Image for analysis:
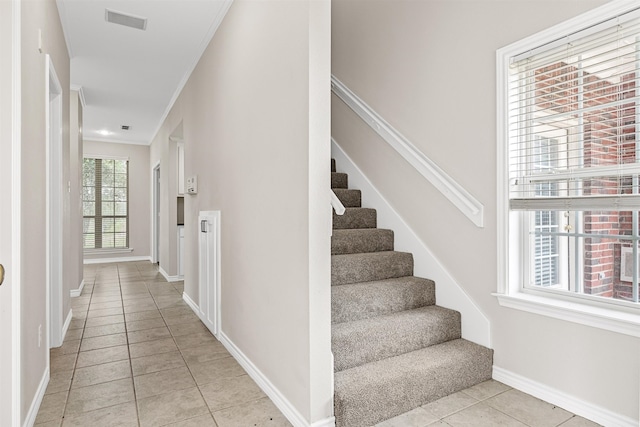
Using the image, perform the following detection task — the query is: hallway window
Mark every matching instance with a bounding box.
[83,157,129,249]
[498,2,640,318]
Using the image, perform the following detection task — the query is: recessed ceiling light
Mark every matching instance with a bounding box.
[97,129,112,136]
[105,9,148,31]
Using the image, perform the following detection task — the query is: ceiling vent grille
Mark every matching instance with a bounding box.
[105,9,147,31]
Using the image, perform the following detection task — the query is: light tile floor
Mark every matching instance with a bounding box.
[34,261,602,427]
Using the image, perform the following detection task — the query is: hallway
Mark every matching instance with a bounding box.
[34,262,291,426]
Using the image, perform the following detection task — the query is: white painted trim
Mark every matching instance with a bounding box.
[331,76,484,228]
[61,309,72,344]
[84,248,133,256]
[151,161,160,264]
[149,0,234,145]
[159,266,183,282]
[46,54,64,349]
[494,293,640,338]
[332,139,491,347]
[310,417,336,427]
[70,85,86,108]
[495,0,640,337]
[219,331,335,427]
[22,367,49,427]
[83,255,151,265]
[182,291,199,313]
[84,137,149,146]
[493,366,638,427]
[11,2,21,424]
[70,279,85,298]
[198,211,221,337]
[82,154,130,161]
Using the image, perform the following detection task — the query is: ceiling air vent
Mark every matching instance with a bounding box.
[105,9,147,31]
[121,125,130,130]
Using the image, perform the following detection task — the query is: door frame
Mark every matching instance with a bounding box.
[46,55,64,349]
[0,1,22,425]
[152,162,161,264]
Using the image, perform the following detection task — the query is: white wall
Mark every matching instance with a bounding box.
[83,140,151,262]
[20,0,70,421]
[149,0,333,423]
[332,0,639,423]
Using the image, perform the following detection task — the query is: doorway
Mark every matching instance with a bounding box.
[46,55,64,349]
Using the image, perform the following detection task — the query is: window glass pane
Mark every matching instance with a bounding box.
[102,202,114,216]
[115,174,127,188]
[102,218,114,233]
[102,159,114,174]
[83,202,95,216]
[114,233,127,248]
[83,186,95,201]
[102,233,115,248]
[83,234,95,249]
[115,187,127,202]
[115,202,127,216]
[102,187,114,201]
[102,171,114,187]
[83,218,94,234]
[114,218,127,233]
[114,160,127,174]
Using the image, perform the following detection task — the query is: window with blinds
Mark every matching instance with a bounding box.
[83,157,129,250]
[503,6,640,305]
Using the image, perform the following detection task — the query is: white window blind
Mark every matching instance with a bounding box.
[83,157,129,249]
[509,11,640,211]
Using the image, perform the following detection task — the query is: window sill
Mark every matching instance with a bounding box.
[84,248,133,256]
[493,292,640,338]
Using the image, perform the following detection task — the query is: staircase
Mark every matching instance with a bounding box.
[330,159,493,427]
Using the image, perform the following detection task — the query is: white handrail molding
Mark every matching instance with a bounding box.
[331,75,484,228]
[331,189,346,215]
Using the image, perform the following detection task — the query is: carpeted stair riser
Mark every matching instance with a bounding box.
[331,172,348,189]
[332,251,413,286]
[332,306,461,372]
[332,229,394,255]
[332,188,362,208]
[334,339,493,427]
[331,277,436,324]
[332,208,376,229]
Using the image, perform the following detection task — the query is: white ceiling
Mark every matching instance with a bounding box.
[57,0,229,145]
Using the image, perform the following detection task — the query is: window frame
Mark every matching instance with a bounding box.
[82,155,130,253]
[496,0,640,337]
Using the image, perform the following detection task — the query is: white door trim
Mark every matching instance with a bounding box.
[152,162,160,264]
[46,55,64,349]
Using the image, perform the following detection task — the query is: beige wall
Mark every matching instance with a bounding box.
[20,0,70,420]
[332,0,639,423]
[68,90,83,293]
[83,140,151,262]
[149,0,332,422]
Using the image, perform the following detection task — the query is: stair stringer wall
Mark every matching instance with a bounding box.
[332,138,491,347]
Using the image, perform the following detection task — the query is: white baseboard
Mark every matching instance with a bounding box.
[218,332,335,427]
[331,139,491,347]
[23,367,49,427]
[493,366,638,427]
[70,279,85,298]
[61,309,72,344]
[160,266,183,282]
[182,292,199,314]
[83,255,151,265]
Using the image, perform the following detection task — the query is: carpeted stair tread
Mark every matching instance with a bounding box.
[331,172,348,189]
[333,208,376,229]
[332,306,461,372]
[331,276,435,324]
[334,339,494,427]
[331,188,361,208]
[332,229,394,255]
[332,251,413,286]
